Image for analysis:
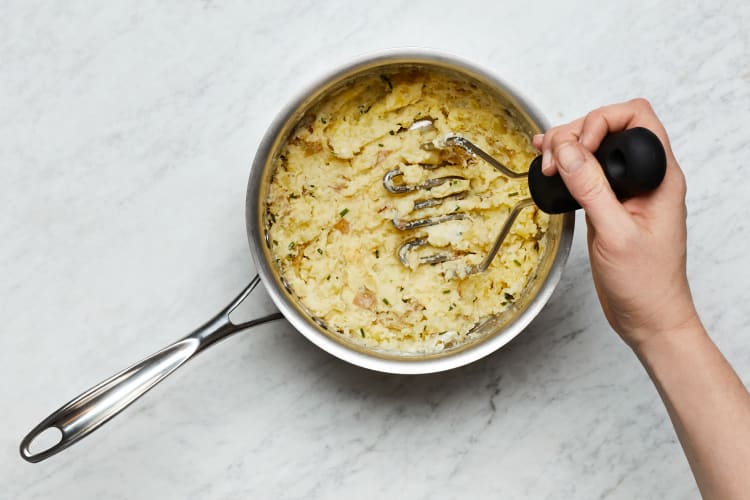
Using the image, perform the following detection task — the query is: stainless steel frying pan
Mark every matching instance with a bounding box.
[20,49,574,463]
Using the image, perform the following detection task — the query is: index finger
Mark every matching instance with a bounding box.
[579,98,672,153]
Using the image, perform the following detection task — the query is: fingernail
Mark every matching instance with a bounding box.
[542,149,552,172]
[533,134,544,146]
[557,143,585,173]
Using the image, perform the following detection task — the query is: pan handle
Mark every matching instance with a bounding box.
[19,274,283,463]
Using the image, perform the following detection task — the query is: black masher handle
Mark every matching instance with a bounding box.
[527,127,667,214]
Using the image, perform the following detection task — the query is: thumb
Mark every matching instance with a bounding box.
[554,141,632,237]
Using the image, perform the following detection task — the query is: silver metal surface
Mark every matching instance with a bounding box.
[383,169,467,195]
[440,136,535,274]
[392,212,468,232]
[387,134,535,275]
[397,236,461,266]
[443,135,526,179]
[466,198,535,275]
[382,118,469,211]
[19,276,282,462]
[245,48,575,375]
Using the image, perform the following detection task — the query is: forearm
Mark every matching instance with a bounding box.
[634,319,750,499]
[538,101,750,496]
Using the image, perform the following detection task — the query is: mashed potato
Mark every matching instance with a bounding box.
[266,68,549,354]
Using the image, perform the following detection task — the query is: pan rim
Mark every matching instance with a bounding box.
[245,48,574,374]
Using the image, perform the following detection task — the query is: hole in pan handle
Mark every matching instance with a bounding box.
[19,275,283,463]
[527,127,667,214]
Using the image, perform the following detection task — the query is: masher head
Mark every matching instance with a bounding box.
[383,129,533,277]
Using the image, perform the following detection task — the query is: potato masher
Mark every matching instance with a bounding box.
[384,126,667,275]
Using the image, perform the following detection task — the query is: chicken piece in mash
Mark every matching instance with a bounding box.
[266,69,549,354]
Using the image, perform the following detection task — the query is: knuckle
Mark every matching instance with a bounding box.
[629,97,653,112]
[551,133,579,151]
[583,109,607,132]
[579,110,609,148]
[604,229,636,255]
[666,168,688,198]
[544,124,563,139]
[597,224,638,256]
[676,172,687,198]
[541,128,555,150]
[546,122,584,150]
[584,108,605,124]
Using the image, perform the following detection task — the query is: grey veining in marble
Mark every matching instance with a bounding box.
[2,1,749,499]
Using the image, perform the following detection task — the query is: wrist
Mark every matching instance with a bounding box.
[616,285,700,352]
[630,309,705,360]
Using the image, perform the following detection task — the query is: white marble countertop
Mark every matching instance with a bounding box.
[2,1,749,498]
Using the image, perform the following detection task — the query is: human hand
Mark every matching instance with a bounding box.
[533,99,700,350]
